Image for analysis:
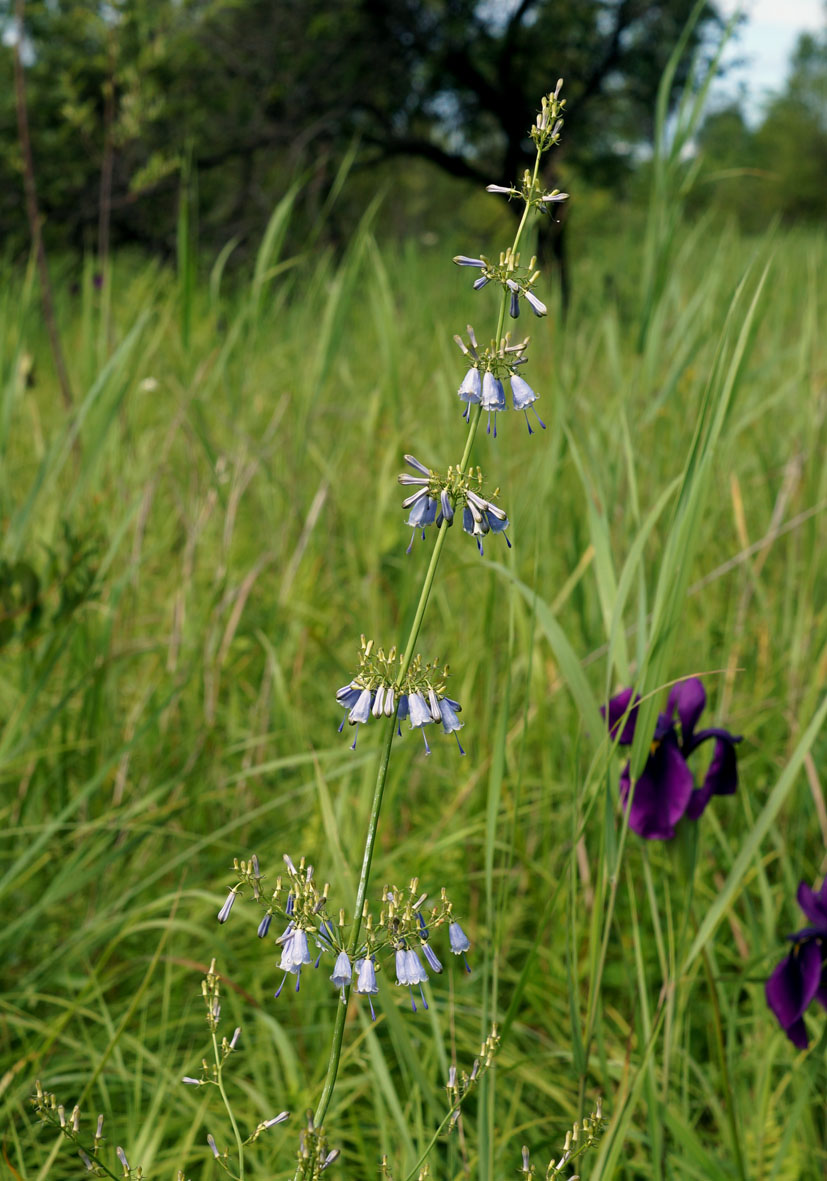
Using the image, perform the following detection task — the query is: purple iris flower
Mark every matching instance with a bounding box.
[766,879,827,1048]
[603,678,741,840]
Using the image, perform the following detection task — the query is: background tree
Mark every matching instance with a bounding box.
[691,26,827,229]
[0,0,728,259]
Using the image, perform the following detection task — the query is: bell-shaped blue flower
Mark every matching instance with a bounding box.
[524,290,547,317]
[439,697,465,755]
[217,890,237,924]
[509,374,546,434]
[449,920,470,954]
[330,950,352,1003]
[404,492,438,554]
[481,371,506,437]
[458,367,481,419]
[396,946,429,1011]
[348,688,373,726]
[408,691,434,754]
[449,920,472,973]
[436,488,455,528]
[462,491,510,556]
[354,956,379,1020]
[422,941,443,974]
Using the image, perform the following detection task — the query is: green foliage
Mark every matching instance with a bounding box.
[1,192,826,1179]
[693,28,827,228]
[0,0,728,258]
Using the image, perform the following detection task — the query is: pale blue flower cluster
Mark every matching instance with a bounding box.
[336,678,464,754]
[454,327,546,435]
[399,453,511,556]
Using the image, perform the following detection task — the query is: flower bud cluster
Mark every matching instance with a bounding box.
[381,1028,500,1179]
[453,249,547,320]
[218,856,472,1017]
[399,453,510,556]
[295,1110,340,1180]
[530,79,567,152]
[31,1084,121,1178]
[444,1026,500,1115]
[486,169,569,219]
[336,635,464,754]
[519,1097,605,1179]
[182,959,290,1160]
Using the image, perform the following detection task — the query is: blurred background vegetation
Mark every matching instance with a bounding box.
[0,0,825,265]
[2,2,827,1179]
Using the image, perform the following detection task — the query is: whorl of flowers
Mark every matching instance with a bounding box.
[399,452,510,555]
[216,855,472,1018]
[336,635,464,753]
[452,81,567,437]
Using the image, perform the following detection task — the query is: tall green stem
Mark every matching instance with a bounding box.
[310,134,546,1141]
[312,408,482,1137]
[213,1031,245,1180]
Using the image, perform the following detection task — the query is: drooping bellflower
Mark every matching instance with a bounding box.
[481,371,506,436]
[395,944,429,1011]
[510,374,546,434]
[448,920,472,973]
[275,926,311,996]
[462,489,511,556]
[330,950,352,1004]
[354,956,379,1021]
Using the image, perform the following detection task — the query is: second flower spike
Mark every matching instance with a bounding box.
[336,637,464,755]
[398,453,510,558]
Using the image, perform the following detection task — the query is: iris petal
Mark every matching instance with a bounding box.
[685,733,740,818]
[796,880,827,930]
[667,678,706,744]
[619,734,694,840]
[602,688,640,745]
[765,939,822,1045]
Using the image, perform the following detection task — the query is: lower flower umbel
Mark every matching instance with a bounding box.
[216,858,473,1022]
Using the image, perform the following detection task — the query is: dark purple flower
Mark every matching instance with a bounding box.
[797,878,827,929]
[766,879,827,1047]
[602,677,741,840]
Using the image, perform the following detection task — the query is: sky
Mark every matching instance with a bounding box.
[714,0,825,111]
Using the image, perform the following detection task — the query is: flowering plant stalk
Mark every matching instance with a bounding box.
[214,83,572,1179]
[31,84,609,1181]
[308,82,568,1154]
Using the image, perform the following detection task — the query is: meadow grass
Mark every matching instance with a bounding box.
[1,196,826,1181]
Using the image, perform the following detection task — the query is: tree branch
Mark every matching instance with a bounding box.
[13,0,74,415]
